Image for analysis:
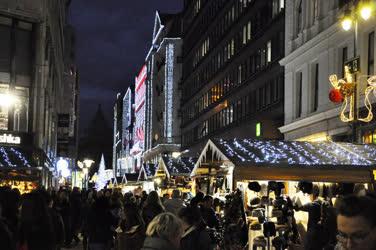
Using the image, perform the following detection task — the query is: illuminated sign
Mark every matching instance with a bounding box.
[0,133,21,144]
[133,65,147,153]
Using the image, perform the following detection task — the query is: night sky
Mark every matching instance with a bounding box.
[69,0,183,135]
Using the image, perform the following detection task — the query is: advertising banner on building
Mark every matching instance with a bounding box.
[132,64,147,155]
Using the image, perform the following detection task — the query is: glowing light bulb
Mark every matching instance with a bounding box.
[342,18,352,31]
[360,6,372,20]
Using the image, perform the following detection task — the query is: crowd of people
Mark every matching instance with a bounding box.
[0,184,375,250]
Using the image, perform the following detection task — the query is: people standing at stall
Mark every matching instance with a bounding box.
[179,206,213,250]
[164,189,185,215]
[117,203,145,250]
[200,195,219,229]
[295,184,324,250]
[142,191,165,227]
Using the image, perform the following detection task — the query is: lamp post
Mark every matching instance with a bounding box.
[330,1,374,142]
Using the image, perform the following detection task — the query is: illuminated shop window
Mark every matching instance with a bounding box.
[363,130,376,144]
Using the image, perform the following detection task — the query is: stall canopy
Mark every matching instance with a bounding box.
[192,138,376,183]
[138,163,158,181]
[160,156,197,179]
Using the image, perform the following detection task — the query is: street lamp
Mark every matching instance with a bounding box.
[329,1,374,142]
[78,159,94,189]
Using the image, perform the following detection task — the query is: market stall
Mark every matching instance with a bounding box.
[0,145,54,193]
[154,156,196,196]
[109,173,154,194]
[192,138,376,250]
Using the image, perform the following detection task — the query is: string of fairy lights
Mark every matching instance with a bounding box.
[0,146,32,168]
[164,156,196,175]
[215,138,376,167]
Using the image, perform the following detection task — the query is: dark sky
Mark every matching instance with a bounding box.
[69,0,183,134]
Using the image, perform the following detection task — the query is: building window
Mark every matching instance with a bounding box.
[312,0,319,23]
[297,0,303,34]
[247,21,251,41]
[238,65,242,85]
[342,47,348,77]
[273,0,284,17]
[194,0,201,16]
[296,72,303,118]
[267,40,272,63]
[368,31,374,75]
[312,63,319,112]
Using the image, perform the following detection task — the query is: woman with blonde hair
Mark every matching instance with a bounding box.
[141,212,184,250]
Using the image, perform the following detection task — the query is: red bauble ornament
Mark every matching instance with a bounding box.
[329,88,343,103]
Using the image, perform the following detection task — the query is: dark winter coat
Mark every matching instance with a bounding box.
[200,207,219,228]
[141,237,178,250]
[116,225,145,250]
[141,204,164,227]
[180,225,212,250]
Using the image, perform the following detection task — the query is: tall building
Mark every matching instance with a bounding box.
[143,11,183,163]
[57,23,80,172]
[279,0,376,143]
[0,0,76,189]
[181,0,285,154]
[112,88,134,177]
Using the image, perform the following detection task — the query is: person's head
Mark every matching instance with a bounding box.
[141,191,148,198]
[337,195,376,250]
[178,206,202,230]
[182,192,189,201]
[163,193,170,200]
[146,212,183,248]
[146,191,163,207]
[171,189,181,199]
[196,191,205,202]
[202,195,213,208]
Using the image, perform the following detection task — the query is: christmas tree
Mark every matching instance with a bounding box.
[95,153,107,190]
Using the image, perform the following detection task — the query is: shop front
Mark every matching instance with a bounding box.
[0,132,54,193]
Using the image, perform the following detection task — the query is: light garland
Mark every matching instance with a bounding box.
[163,156,196,175]
[214,138,376,167]
[164,43,175,139]
[10,148,31,167]
[0,147,14,167]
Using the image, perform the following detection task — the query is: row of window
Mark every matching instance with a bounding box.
[186,0,284,74]
[182,33,283,124]
[184,14,284,101]
[182,74,283,146]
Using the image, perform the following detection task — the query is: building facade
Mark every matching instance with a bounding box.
[0,0,77,189]
[143,11,183,163]
[113,88,135,177]
[181,0,285,154]
[279,0,376,143]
